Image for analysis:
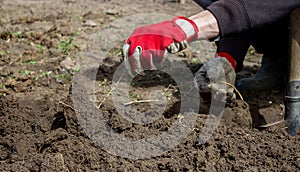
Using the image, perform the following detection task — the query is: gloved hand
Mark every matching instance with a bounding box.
[122,16,199,77]
[194,52,237,102]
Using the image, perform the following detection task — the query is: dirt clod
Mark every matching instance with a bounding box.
[0,0,299,171]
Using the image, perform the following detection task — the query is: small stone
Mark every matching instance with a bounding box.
[105,9,119,16]
[82,20,97,27]
[60,57,75,71]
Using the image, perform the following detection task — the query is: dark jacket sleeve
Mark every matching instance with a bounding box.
[206,0,300,36]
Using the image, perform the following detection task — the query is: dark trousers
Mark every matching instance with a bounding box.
[216,17,290,72]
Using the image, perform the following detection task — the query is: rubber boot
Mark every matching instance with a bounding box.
[236,55,287,92]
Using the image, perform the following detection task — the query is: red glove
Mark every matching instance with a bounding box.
[122,16,199,76]
[216,52,237,71]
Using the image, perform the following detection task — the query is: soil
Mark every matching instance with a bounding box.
[0,0,299,171]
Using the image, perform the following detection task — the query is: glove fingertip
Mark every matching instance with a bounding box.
[133,46,144,74]
[122,43,136,78]
[122,43,130,56]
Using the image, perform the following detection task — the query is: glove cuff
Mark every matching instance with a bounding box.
[173,16,199,42]
[216,52,237,70]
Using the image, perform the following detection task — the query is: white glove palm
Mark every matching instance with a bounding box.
[194,57,236,102]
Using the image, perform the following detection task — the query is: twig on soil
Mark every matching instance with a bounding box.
[259,119,285,128]
[182,83,197,97]
[219,81,244,101]
[97,89,115,109]
[58,153,70,172]
[122,99,161,106]
[97,70,125,109]
[59,101,76,111]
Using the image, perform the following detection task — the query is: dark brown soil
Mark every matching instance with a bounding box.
[0,0,299,171]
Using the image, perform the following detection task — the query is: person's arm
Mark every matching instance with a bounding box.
[188,10,219,40]
[204,0,300,36]
[190,0,300,38]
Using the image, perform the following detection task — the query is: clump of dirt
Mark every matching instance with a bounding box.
[0,0,299,171]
